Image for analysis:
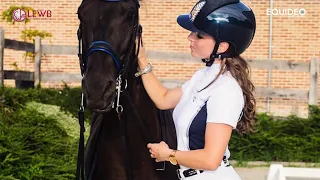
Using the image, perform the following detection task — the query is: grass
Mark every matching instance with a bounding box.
[25,101,90,141]
[231,160,320,168]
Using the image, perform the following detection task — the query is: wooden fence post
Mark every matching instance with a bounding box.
[0,28,4,87]
[34,36,41,86]
[309,58,319,106]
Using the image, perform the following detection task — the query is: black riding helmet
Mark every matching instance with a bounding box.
[177,0,256,66]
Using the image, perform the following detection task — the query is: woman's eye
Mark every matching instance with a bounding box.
[196,32,204,39]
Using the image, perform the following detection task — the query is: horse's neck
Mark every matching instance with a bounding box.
[127,71,151,107]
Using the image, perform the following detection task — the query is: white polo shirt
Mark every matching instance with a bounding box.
[172,63,244,179]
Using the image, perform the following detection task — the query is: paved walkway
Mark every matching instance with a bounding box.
[235,167,320,180]
[235,167,269,180]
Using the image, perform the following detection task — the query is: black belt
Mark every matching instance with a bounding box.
[177,169,203,179]
[176,157,230,179]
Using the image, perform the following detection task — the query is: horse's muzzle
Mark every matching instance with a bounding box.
[82,78,117,112]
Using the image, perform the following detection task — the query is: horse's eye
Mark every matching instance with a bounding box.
[126,13,135,21]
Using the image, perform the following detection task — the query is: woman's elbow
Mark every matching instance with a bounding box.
[154,100,174,110]
[204,158,221,171]
[154,103,169,110]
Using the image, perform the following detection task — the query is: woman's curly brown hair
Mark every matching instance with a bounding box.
[202,55,257,134]
[224,56,257,134]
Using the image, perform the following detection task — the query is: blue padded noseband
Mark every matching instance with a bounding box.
[86,41,121,73]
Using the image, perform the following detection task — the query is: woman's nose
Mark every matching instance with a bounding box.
[188,32,196,41]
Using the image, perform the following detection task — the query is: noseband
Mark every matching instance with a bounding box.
[86,41,122,73]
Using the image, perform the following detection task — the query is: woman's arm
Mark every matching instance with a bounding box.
[137,43,182,110]
[148,123,233,171]
[148,81,243,170]
[173,123,232,170]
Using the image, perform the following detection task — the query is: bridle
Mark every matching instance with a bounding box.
[78,0,142,115]
[75,0,152,179]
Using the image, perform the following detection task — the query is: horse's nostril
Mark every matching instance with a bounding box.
[105,81,113,92]
[81,77,116,109]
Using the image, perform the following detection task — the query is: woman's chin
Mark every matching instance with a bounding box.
[190,51,196,57]
[190,52,201,59]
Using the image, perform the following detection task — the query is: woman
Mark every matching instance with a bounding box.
[136,0,256,179]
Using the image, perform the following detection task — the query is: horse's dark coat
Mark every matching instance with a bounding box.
[77,0,179,179]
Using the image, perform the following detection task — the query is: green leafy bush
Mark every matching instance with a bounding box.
[0,86,88,118]
[0,87,90,179]
[229,111,320,163]
[0,105,76,179]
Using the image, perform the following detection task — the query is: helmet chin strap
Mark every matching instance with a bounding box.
[202,40,232,66]
[202,40,221,66]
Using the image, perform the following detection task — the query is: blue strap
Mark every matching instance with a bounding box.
[91,41,112,48]
[86,48,121,73]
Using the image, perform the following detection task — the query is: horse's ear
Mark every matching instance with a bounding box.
[77,0,92,20]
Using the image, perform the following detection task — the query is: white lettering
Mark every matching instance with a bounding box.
[267,9,271,15]
[267,8,307,16]
[279,9,285,15]
[299,9,306,15]
[272,9,279,15]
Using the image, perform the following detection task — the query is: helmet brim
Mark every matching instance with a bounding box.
[177,14,200,32]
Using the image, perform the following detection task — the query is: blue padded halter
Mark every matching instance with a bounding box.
[86,41,121,73]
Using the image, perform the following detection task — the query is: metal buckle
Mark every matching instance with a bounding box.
[176,168,203,179]
[115,75,123,113]
[176,169,182,179]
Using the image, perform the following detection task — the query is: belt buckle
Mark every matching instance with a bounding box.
[221,158,230,167]
[184,169,198,177]
[176,168,203,179]
[176,169,182,179]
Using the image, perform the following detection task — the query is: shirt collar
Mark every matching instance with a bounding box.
[205,63,221,76]
[196,63,222,91]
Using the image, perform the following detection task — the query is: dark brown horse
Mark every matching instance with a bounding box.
[76,0,178,179]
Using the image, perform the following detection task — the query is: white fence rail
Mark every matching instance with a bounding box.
[267,164,320,180]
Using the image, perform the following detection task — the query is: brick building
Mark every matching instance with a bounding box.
[0,0,319,117]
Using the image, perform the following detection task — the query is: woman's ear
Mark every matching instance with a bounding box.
[217,42,229,54]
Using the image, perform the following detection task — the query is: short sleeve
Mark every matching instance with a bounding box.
[206,81,244,129]
[182,80,190,92]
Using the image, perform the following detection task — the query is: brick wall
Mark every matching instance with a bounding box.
[0,0,319,117]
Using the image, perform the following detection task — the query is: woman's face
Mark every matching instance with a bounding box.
[188,32,215,59]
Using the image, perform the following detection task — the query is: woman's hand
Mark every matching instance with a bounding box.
[136,36,148,69]
[147,141,173,162]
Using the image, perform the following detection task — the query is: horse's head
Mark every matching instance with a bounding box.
[77,0,140,112]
